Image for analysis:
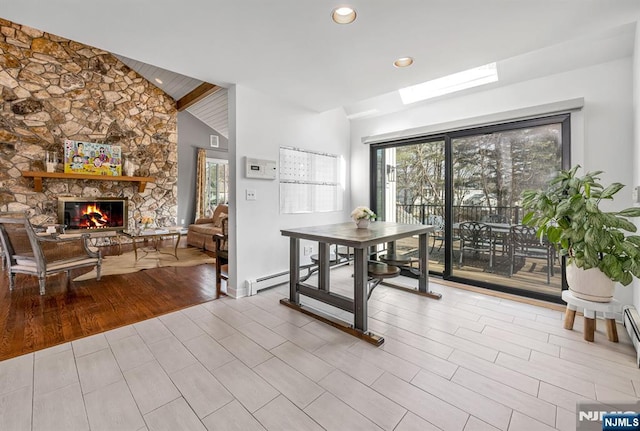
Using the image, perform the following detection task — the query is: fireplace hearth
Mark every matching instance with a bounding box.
[58,197,128,231]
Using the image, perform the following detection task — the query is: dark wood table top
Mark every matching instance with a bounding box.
[281,221,434,248]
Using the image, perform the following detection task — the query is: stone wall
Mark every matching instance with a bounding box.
[0,18,178,228]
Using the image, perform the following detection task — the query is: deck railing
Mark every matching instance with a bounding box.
[394,204,522,225]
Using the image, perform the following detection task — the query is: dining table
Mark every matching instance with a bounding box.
[280,221,438,345]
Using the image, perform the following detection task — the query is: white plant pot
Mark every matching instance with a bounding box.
[565,264,615,303]
[356,219,370,229]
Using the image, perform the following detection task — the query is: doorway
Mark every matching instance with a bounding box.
[371,114,570,302]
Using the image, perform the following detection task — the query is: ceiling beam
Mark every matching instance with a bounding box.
[176,82,220,111]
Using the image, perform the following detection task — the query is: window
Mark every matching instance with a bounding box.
[205,158,228,214]
[279,146,343,213]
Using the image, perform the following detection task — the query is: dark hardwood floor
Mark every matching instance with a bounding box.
[0,242,218,361]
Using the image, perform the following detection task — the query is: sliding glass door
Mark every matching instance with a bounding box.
[371,115,570,301]
[373,139,446,274]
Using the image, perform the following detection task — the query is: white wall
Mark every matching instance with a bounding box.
[634,21,640,312]
[351,57,636,305]
[228,85,351,297]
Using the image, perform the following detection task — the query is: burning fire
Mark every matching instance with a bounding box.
[82,204,109,228]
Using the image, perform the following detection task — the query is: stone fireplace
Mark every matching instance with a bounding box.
[58,197,128,231]
[0,18,177,228]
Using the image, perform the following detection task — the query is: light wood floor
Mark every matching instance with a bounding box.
[0,265,638,431]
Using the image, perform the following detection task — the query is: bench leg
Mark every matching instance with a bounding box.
[583,309,596,342]
[563,305,577,330]
[604,311,619,342]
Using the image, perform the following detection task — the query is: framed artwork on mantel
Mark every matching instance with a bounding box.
[63,140,122,176]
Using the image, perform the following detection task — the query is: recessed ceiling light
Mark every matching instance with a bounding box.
[332,6,357,24]
[393,57,414,68]
[399,62,499,104]
[154,78,163,84]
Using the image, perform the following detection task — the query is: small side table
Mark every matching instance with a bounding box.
[118,230,181,261]
[562,290,621,342]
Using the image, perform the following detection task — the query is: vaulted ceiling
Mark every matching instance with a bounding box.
[116,55,229,139]
[3,1,640,128]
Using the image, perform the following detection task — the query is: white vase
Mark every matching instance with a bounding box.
[124,160,135,177]
[565,264,615,302]
[356,219,370,229]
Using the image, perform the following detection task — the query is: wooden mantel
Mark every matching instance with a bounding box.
[21,171,155,193]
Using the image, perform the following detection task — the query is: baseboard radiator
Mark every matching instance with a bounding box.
[245,270,290,296]
[623,305,640,368]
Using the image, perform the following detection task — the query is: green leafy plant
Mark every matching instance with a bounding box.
[521,165,640,285]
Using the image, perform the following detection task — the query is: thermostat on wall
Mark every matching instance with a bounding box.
[245,157,277,180]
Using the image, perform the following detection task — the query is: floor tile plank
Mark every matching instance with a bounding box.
[212,360,279,413]
[304,392,383,431]
[143,397,207,431]
[254,357,324,409]
[371,372,469,431]
[318,369,406,431]
[451,367,556,427]
[254,395,324,431]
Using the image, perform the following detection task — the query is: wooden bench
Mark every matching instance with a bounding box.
[562,290,620,342]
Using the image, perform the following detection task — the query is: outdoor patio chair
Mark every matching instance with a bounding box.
[0,212,102,295]
[458,221,494,270]
[509,224,554,284]
[425,214,445,252]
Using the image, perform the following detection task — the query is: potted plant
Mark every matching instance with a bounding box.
[521,165,640,302]
[351,206,376,229]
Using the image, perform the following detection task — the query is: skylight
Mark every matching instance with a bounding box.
[399,63,498,105]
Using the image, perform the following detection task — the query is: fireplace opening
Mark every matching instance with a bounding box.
[58,197,128,231]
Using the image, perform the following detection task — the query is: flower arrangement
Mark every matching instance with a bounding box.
[140,215,153,229]
[351,206,376,222]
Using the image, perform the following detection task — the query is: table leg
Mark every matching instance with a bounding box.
[418,233,441,299]
[418,233,428,293]
[318,242,330,292]
[353,247,368,332]
[173,233,180,259]
[132,237,138,261]
[386,241,396,256]
[289,237,300,304]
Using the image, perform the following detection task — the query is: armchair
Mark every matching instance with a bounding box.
[0,213,102,295]
[187,204,228,253]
